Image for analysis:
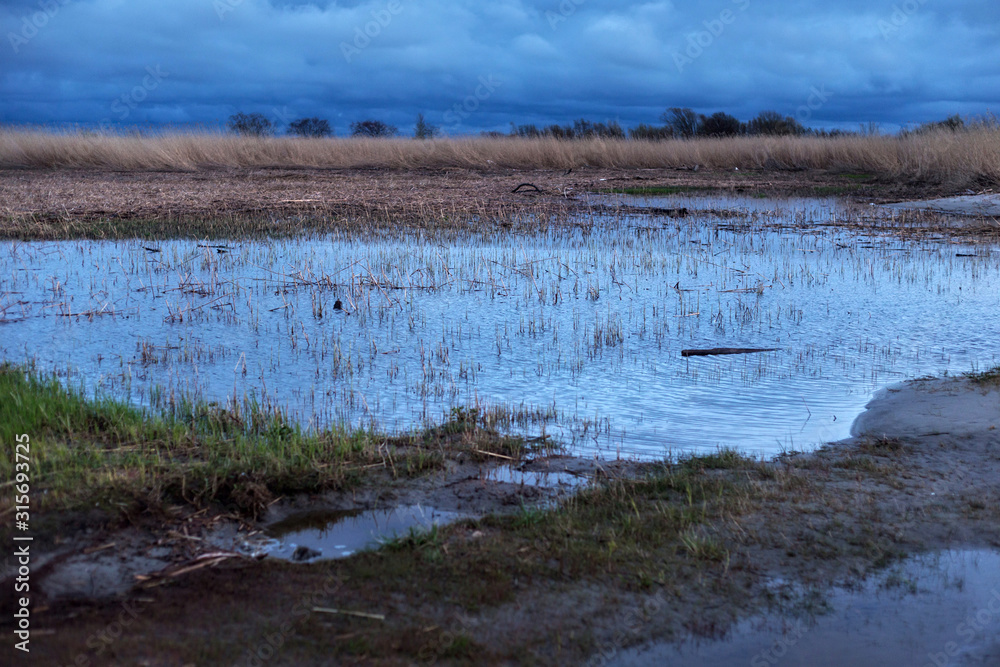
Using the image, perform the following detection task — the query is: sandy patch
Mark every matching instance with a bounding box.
[852,376,1000,439]
[884,193,1000,218]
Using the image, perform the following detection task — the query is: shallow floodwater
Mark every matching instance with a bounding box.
[609,549,1000,667]
[2,198,998,458]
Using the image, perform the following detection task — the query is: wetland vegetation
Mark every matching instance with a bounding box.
[2,125,1000,188]
[1,142,999,664]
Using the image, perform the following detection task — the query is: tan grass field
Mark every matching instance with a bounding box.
[2,127,999,187]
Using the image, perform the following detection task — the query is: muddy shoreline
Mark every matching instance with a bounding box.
[3,372,998,665]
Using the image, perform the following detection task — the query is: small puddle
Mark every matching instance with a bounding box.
[481,465,587,489]
[243,505,472,561]
[239,466,591,562]
[609,549,1000,666]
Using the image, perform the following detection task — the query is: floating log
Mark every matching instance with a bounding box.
[681,347,780,357]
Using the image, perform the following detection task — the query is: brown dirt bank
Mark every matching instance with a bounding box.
[1,166,990,240]
[2,375,998,666]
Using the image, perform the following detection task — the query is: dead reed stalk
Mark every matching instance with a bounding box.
[2,128,998,187]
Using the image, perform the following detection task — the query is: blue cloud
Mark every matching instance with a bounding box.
[1,0,997,133]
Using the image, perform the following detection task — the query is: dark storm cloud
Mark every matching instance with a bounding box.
[1,0,998,133]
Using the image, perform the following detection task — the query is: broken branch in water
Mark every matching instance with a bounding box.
[681,347,780,357]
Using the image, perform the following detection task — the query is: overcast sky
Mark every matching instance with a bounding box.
[1,0,998,135]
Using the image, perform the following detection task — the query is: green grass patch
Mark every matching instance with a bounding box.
[456,460,757,588]
[678,447,754,471]
[380,525,444,562]
[0,363,551,518]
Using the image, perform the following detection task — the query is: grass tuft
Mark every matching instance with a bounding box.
[965,365,1000,386]
[0,363,550,518]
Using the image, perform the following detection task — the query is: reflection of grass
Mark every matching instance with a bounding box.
[881,570,919,594]
[0,363,553,517]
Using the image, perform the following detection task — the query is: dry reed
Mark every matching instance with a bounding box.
[2,127,999,187]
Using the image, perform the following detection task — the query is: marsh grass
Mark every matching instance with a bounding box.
[0,363,548,517]
[678,446,751,471]
[467,454,765,586]
[965,365,1000,386]
[3,127,1000,187]
[0,194,559,241]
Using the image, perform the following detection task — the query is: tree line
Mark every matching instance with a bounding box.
[226,112,423,138]
[226,109,990,140]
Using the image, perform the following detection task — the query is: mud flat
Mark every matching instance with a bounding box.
[1,166,991,240]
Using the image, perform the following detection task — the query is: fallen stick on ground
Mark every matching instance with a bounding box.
[313,607,386,621]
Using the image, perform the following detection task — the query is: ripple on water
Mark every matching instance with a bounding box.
[2,197,998,458]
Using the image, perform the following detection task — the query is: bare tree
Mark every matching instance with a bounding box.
[288,117,332,137]
[350,120,398,137]
[661,107,699,138]
[227,112,274,137]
